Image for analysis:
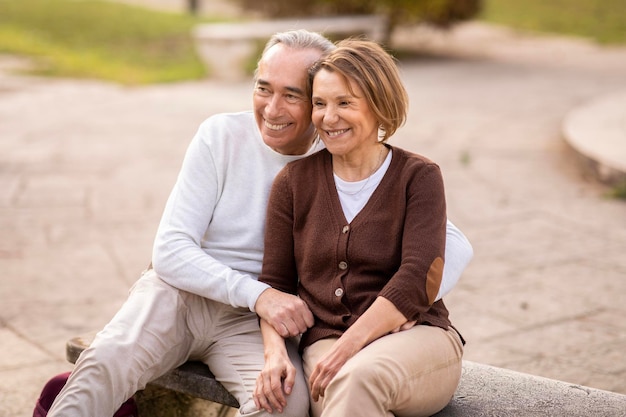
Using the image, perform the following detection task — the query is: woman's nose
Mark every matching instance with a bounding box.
[323,106,338,124]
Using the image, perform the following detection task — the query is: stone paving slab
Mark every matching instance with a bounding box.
[1,20,626,417]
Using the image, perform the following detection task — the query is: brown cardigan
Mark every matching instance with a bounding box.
[260,146,452,350]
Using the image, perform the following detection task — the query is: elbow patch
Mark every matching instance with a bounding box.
[426,257,444,304]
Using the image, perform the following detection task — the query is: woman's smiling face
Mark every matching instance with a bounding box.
[311,69,380,158]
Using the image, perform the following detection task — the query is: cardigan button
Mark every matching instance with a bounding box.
[334,288,344,297]
[338,261,348,270]
[342,225,350,234]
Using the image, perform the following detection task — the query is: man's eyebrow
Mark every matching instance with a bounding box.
[284,86,305,96]
[256,79,305,96]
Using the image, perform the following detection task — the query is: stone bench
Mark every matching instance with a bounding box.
[66,334,239,416]
[192,15,388,80]
[434,361,626,416]
[67,334,626,416]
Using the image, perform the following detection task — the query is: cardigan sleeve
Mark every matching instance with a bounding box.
[259,166,299,295]
[378,161,447,321]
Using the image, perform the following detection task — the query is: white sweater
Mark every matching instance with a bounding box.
[153,111,472,311]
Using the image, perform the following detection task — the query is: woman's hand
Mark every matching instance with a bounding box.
[309,337,360,402]
[253,350,296,413]
[254,319,296,413]
[309,296,410,402]
[391,320,417,333]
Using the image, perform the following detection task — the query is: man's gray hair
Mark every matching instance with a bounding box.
[254,29,335,79]
[262,29,335,56]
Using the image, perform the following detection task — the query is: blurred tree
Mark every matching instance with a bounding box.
[187,0,199,15]
[230,0,481,41]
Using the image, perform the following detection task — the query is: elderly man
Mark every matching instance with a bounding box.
[48,30,472,417]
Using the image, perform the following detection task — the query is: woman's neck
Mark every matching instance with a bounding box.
[332,142,388,182]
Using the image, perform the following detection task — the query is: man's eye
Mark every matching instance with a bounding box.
[285,94,299,103]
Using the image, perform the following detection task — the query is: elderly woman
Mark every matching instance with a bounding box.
[254,39,464,417]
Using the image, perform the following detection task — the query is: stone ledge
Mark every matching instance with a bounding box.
[434,361,626,416]
[67,333,626,416]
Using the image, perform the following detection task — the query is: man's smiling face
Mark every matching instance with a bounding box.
[253,43,322,156]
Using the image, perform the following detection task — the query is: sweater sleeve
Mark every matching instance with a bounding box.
[378,161,447,321]
[152,119,270,311]
[258,166,299,295]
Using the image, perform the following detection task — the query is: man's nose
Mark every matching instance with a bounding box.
[265,94,283,116]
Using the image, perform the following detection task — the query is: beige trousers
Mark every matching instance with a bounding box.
[302,325,463,417]
[48,270,309,417]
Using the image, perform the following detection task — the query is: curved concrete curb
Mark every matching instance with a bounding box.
[563,90,626,185]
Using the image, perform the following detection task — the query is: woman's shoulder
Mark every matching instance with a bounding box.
[388,145,440,171]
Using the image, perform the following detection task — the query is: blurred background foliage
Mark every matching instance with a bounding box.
[231,0,481,40]
[481,0,626,45]
[0,0,212,84]
[0,0,624,85]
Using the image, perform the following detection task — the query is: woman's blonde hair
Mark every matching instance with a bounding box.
[309,39,408,142]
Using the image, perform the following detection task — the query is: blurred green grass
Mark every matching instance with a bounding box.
[0,0,220,84]
[480,0,626,45]
[0,0,624,84]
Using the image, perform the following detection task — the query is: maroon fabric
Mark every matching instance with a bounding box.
[33,372,137,417]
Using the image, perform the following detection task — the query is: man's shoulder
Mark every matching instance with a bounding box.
[197,111,260,149]
[202,110,254,129]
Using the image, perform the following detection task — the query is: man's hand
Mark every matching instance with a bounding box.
[255,288,314,337]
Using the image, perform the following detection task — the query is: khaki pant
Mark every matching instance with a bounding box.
[48,270,309,417]
[303,325,463,417]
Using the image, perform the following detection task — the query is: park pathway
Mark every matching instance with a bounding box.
[1,9,626,416]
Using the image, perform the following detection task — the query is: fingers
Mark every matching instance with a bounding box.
[309,366,327,402]
[391,320,417,333]
[400,320,417,331]
[308,343,354,402]
[257,289,315,338]
[266,292,314,337]
[254,372,287,413]
[309,360,337,402]
[278,312,312,338]
[253,352,299,414]
[283,363,296,396]
[277,296,313,336]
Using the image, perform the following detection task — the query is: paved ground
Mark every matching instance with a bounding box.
[1,12,626,417]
